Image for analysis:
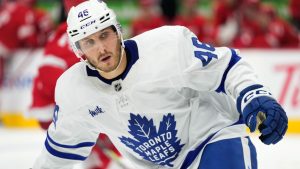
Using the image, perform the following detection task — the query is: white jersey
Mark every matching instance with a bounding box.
[33,26,261,169]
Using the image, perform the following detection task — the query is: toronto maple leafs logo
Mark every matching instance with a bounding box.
[119,113,184,167]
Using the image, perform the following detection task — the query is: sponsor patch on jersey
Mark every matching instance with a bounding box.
[88,106,105,117]
[119,113,184,167]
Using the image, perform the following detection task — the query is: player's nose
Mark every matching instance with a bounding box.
[96,40,106,54]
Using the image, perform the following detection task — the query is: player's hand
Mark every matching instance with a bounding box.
[242,96,288,145]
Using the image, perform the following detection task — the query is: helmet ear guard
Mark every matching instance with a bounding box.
[66,0,124,60]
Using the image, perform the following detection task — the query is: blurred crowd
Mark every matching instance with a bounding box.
[0,0,299,60]
[2,0,298,86]
[131,0,300,48]
[0,0,299,168]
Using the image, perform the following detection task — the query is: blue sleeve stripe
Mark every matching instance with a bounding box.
[47,132,95,149]
[236,84,263,114]
[215,49,241,94]
[45,139,88,161]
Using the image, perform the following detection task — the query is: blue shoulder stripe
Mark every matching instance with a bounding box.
[47,132,95,148]
[215,48,241,94]
[45,139,88,161]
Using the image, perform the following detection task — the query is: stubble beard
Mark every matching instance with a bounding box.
[96,44,122,73]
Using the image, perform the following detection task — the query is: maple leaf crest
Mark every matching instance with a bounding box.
[119,113,185,167]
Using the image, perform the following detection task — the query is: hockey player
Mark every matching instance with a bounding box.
[131,0,164,36]
[33,0,288,169]
[0,0,53,53]
[0,0,53,86]
[173,0,209,43]
[29,0,81,129]
[30,1,126,169]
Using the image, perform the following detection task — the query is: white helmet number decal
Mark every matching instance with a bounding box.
[78,9,89,19]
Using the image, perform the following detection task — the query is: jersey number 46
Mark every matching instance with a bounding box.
[192,37,217,67]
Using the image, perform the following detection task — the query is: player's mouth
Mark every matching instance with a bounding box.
[100,55,111,62]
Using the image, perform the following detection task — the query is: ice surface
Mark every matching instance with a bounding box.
[0,128,299,169]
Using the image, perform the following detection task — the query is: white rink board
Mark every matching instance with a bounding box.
[0,49,299,118]
[241,49,300,118]
[0,49,43,113]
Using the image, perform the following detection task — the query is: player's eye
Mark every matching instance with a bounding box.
[99,31,110,40]
[81,39,95,49]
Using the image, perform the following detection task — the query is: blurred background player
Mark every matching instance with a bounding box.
[289,0,300,32]
[260,3,299,48]
[0,0,54,87]
[159,0,178,24]
[210,0,243,46]
[130,0,164,36]
[232,0,299,48]
[173,0,209,43]
[29,0,126,168]
[29,0,80,129]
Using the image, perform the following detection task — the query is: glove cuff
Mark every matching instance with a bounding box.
[237,84,274,114]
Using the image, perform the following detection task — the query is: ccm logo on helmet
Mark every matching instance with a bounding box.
[81,20,96,29]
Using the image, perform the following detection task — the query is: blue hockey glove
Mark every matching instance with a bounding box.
[237,85,288,145]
